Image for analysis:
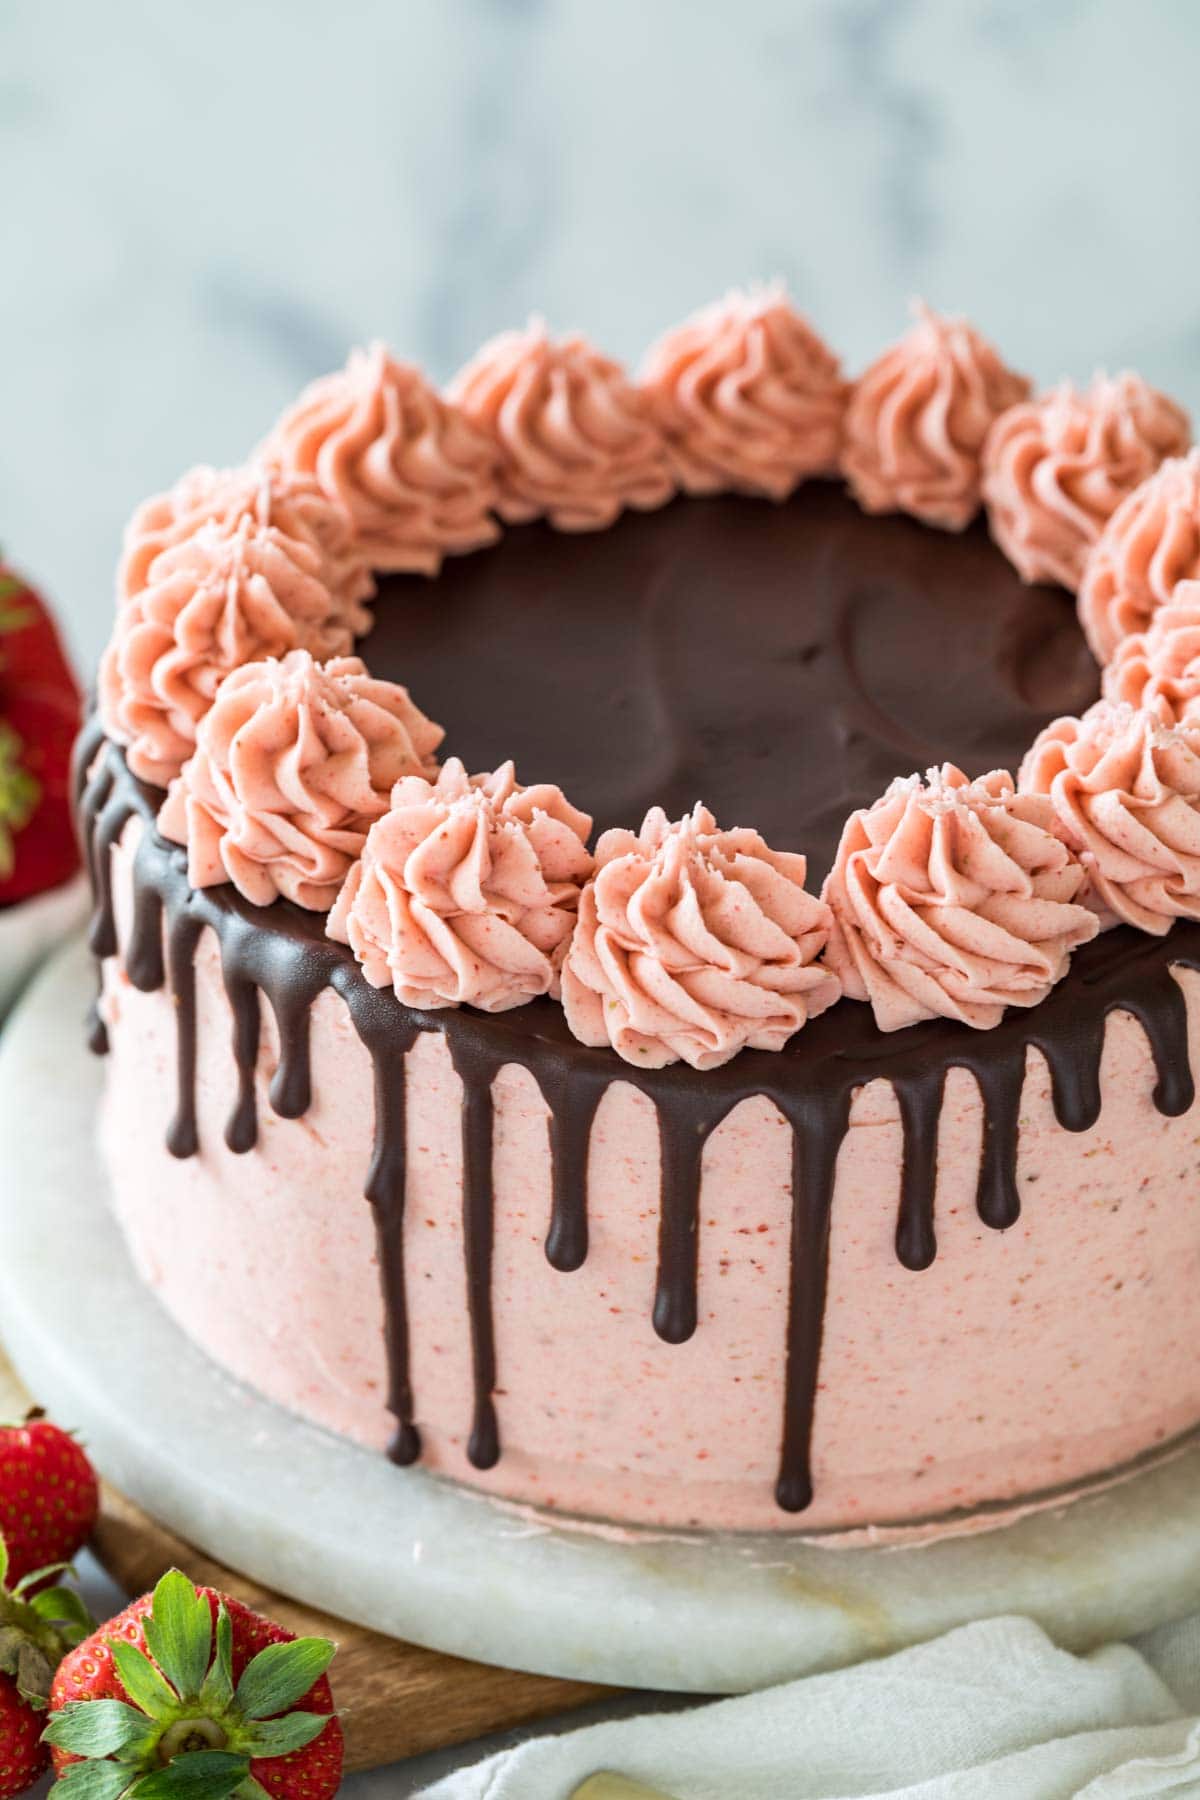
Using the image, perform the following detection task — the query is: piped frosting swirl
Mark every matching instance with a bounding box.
[638,284,846,500]
[1019,701,1200,934]
[822,764,1098,1032]
[842,302,1030,531]
[560,804,840,1070]
[1102,586,1200,724]
[118,463,374,628]
[157,650,442,912]
[328,758,594,1012]
[982,373,1191,593]
[99,519,354,788]
[448,319,673,531]
[260,343,500,576]
[1078,449,1200,663]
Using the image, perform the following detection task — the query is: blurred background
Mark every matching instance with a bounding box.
[3,0,1200,671]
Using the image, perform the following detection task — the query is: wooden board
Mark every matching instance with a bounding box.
[0,1348,616,1775]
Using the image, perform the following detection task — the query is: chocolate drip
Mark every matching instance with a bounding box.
[79,734,1200,1519]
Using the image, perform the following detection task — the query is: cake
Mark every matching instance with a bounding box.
[76,293,1200,1538]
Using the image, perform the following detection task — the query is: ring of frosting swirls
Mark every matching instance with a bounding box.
[99,518,355,789]
[821,764,1098,1032]
[560,803,840,1071]
[1078,449,1200,663]
[447,319,674,531]
[1101,585,1200,724]
[1018,700,1200,935]
[638,283,846,501]
[841,302,1030,531]
[117,463,374,630]
[158,650,443,912]
[981,374,1191,594]
[259,343,500,576]
[327,758,594,1013]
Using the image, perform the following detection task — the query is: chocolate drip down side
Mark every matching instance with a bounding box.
[78,734,1200,1522]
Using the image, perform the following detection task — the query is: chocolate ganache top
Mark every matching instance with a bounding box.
[365,480,1100,882]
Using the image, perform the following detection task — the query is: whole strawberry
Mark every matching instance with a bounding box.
[46,1568,343,1799]
[0,1534,92,1797]
[0,562,81,908]
[0,1417,99,1589]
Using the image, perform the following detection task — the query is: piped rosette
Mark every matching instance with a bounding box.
[1102,585,1200,724]
[117,462,374,628]
[259,342,500,575]
[1078,450,1200,663]
[982,373,1191,592]
[560,803,840,1070]
[328,759,594,1013]
[821,764,1098,1032]
[1019,701,1200,935]
[842,302,1030,531]
[157,650,443,912]
[99,517,358,788]
[639,283,846,500]
[448,319,673,531]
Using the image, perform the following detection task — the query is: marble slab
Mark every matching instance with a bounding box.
[4,936,1200,1694]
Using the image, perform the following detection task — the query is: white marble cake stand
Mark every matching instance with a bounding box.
[5,936,1200,1694]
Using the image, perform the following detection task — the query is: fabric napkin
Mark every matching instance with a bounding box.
[418,1612,1200,1798]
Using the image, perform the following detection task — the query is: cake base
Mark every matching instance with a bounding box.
[7,937,1200,1693]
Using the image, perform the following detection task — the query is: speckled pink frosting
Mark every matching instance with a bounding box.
[1079,450,1200,663]
[157,650,443,912]
[823,764,1098,1032]
[982,375,1191,592]
[448,320,674,532]
[117,463,375,626]
[561,803,839,1070]
[260,342,500,576]
[328,758,593,1013]
[1019,701,1200,935]
[99,519,355,789]
[1103,586,1200,724]
[639,284,846,500]
[842,302,1030,531]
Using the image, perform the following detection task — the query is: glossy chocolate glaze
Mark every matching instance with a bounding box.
[77,487,1200,1524]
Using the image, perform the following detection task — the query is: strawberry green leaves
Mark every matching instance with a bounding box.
[142,1572,214,1703]
[231,1640,334,1723]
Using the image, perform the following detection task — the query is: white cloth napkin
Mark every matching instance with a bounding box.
[418,1613,1200,1799]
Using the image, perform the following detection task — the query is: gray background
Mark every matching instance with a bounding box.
[6,1,1200,1792]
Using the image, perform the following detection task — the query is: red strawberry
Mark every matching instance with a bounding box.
[0,1417,99,1589]
[0,1535,93,1797]
[0,564,82,908]
[47,1569,343,1799]
[0,1677,45,1798]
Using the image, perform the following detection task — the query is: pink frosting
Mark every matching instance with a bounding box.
[982,374,1191,593]
[822,764,1098,1032]
[842,303,1030,531]
[1102,585,1200,724]
[1078,449,1200,663]
[327,759,594,1012]
[447,319,674,531]
[99,519,355,788]
[560,803,840,1071]
[638,284,846,500]
[117,463,374,628]
[259,343,500,576]
[157,651,443,913]
[1019,701,1200,935]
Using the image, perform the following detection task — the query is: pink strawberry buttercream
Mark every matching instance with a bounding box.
[448,319,673,531]
[1019,701,1200,935]
[842,302,1030,531]
[561,803,839,1071]
[327,758,593,1013]
[822,764,1098,1032]
[1079,450,1200,663]
[99,519,354,789]
[157,651,443,912]
[983,375,1191,593]
[260,343,499,576]
[117,463,374,627]
[638,284,846,500]
[1102,587,1200,724]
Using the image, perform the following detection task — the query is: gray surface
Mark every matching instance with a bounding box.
[4,0,1200,673]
